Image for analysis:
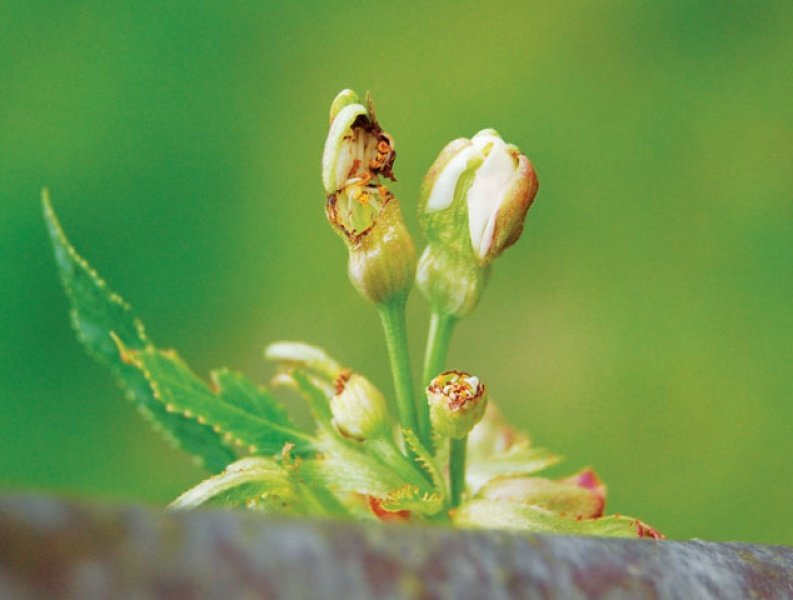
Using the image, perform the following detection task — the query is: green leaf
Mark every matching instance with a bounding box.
[476,475,604,519]
[119,343,314,457]
[264,341,343,381]
[453,500,664,538]
[301,432,443,515]
[170,457,302,512]
[273,368,334,427]
[210,368,296,428]
[43,193,236,472]
[300,432,405,498]
[466,443,561,494]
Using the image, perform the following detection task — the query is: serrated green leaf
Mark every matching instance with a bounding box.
[43,193,236,472]
[274,368,334,427]
[210,368,296,428]
[120,343,314,456]
[454,499,663,538]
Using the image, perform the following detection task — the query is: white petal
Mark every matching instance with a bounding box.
[467,135,517,258]
[425,143,481,212]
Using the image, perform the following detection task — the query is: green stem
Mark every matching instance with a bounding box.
[449,437,467,508]
[378,297,422,443]
[422,310,472,506]
[422,311,457,385]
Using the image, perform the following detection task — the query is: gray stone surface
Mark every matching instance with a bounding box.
[0,494,791,599]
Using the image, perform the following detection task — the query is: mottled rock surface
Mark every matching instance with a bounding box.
[0,495,790,599]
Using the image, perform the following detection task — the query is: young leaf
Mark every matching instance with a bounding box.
[466,443,561,494]
[476,474,605,519]
[300,432,405,498]
[43,193,236,472]
[301,432,443,516]
[272,368,334,427]
[210,368,296,428]
[264,341,343,381]
[119,343,314,457]
[453,499,664,539]
[170,457,301,512]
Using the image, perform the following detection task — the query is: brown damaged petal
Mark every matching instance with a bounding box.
[326,186,396,244]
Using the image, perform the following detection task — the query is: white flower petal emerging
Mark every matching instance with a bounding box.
[420,129,538,266]
[466,131,519,259]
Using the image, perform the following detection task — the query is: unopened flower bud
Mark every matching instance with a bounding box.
[322,89,416,305]
[419,129,538,266]
[330,371,389,441]
[426,370,488,439]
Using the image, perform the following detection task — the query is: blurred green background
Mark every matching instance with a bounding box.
[2,1,791,545]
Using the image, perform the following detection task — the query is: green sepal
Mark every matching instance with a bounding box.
[454,500,662,538]
[118,341,314,457]
[43,193,236,472]
[401,429,445,507]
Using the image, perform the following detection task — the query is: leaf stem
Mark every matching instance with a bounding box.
[378,297,425,446]
[449,437,467,508]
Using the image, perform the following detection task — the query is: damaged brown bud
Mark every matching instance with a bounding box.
[322,89,416,305]
[426,370,488,439]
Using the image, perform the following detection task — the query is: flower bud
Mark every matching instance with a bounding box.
[419,129,538,266]
[330,371,389,441]
[322,89,416,305]
[426,370,488,439]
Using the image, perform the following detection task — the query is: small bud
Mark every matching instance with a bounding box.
[330,371,389,441]
[426,370,488,439]
[419,129,538,266]
[322,89,416,305]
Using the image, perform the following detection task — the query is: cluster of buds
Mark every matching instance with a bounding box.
[417,130,539,318]
[322,90,416,306]
[426,370,489,439]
